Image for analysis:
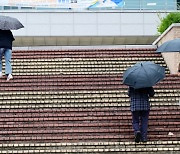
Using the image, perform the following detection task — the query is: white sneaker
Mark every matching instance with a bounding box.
[0,72,2,78]
[7,74,13,81]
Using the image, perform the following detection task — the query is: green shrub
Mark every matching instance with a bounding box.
[157,12,180,34]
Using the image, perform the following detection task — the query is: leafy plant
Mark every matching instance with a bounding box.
[157,12,180,34]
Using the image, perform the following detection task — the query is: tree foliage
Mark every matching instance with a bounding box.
[158,12,180,34]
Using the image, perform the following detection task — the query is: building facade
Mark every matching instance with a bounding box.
[0,0,178,46]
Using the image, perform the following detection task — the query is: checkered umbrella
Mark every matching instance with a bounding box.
[0,15,24,30]
[123,61,165,89]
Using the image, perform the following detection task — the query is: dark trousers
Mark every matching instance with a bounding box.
[131,110,149,140]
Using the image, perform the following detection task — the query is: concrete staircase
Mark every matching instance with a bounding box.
[0,48,179,153]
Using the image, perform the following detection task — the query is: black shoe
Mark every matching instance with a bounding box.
[141,138,147,142]
[135,131,141,143]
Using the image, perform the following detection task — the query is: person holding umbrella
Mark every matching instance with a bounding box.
[123,61,165,143]
[178,63,180,76]
[0,15,24,81]
[0,29,15,81]
[128,86,155,143]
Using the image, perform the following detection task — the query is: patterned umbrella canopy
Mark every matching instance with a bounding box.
[0,15,24,30]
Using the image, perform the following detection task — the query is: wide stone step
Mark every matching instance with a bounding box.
[0,132,179,143]
[12,50,162,59]
[11,59,166,67]
[0,128,178,144]
[1,74,178,82]
[0,89,179,95]
[0,93,179,104]
[0,141,179,153]
[0,75,179,86]
[0,107,179,119]
[13,49,157,55]
[0,83,179,92]
[0,97,179,108]
[0,91,179,100]
[12,53,162,59]
[11,62,166,69]
[0,103,179,110]
[10,65,168,72]
[11,57,165,62]
[0,113,179,122]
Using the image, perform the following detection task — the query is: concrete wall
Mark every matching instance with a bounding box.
[0,11,167,37]
[153,24,180,74]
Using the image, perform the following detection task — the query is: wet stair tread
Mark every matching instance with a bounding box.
[0,48,179,152]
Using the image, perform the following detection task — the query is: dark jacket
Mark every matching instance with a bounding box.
[0,30,15,50]
[128,87,155,111]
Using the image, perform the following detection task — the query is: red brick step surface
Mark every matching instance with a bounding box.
[0,48,179,153]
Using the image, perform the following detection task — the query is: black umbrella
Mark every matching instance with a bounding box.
[156,38,180,53]
[0,15,24,30]
[123,61,165,89]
